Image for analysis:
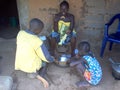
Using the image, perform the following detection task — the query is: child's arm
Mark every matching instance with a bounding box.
[40,44,54,62]
[36,43,54,63]
[70,57,89,69]
[70,60,82,67]
[70,57,83,67]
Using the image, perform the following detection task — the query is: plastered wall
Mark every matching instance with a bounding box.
[17,0,120,47]
[17,0,29,29]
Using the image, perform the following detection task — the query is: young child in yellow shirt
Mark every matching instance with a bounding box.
[15,18,54,88]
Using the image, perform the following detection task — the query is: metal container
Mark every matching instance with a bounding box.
[55,54,70,67]
[109,58,120,79]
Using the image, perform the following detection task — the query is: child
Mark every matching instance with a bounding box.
[70,41,102,87]
[15,18,54,88]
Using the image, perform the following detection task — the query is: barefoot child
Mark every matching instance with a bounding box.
[70,41,102,87]
[15,18,54,88]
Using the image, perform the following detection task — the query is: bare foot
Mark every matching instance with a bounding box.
[76,81,90,88]
[36,75,49,88]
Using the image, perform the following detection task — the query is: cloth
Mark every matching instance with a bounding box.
[50,20,76,45]
[15,30,50,73]
[83,55,102,85]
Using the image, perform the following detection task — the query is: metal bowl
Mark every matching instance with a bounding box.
[109,58,120,79]
[112,63,120,79]
[55,54,70,67]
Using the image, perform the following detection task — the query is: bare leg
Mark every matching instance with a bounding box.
[70,37,76,57]
[27,72,49,88]
[39,66,47,78]
[37,63,49,88]
[76,63,86,78]
[76,81,90,88]
[76,64,90,87]
[36,75,49,88]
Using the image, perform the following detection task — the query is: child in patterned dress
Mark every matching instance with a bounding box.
[70,41,102,87]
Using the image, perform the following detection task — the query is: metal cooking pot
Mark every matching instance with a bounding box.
[55,54,70,67]
[109,58,120,80]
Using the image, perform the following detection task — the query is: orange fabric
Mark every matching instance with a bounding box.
[84,70,91,81]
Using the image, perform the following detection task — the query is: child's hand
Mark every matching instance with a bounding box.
[54,59,59,63]
[52,56,55,61]
[75,54,80,59]
[66,30,71,34]
[52,57,59,63]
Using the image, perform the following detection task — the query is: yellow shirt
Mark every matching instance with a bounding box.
[15,30,48,73]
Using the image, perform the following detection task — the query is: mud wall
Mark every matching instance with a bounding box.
[17,0,120,47]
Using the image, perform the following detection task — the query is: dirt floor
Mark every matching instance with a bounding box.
[0,38,120,90]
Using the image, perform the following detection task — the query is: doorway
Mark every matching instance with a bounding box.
[0,0,19,39]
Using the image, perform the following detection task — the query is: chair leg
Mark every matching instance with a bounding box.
[109,42,113,51]
[100,38,107,57]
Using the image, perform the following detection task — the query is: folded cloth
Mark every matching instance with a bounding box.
[50,20,76,45]
[50,31,76,45]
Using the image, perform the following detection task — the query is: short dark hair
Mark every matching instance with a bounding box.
[78,41,90,53]
[60,1,69,9]
[29,18,44,31]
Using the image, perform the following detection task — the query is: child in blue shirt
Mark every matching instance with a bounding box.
[70,41,102,87]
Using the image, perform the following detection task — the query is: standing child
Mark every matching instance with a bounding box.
[15,18,54,88]
[70,41,102,87]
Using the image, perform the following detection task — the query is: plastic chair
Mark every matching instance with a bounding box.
[100,13,120,57]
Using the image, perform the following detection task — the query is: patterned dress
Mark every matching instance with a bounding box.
[83,54,102,85]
